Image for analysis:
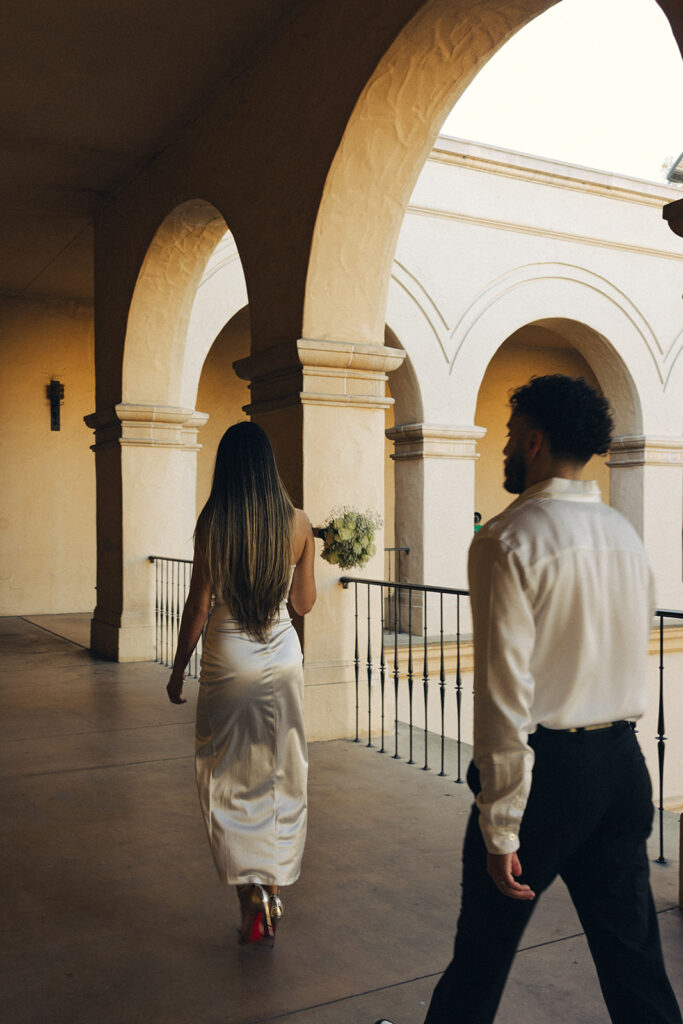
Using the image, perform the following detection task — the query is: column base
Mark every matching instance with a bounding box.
[90,616,156,662]
[303,664,359,741]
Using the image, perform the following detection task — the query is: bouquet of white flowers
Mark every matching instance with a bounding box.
[317,507,382,570]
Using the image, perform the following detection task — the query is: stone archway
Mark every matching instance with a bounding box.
[89,200,233,661]
[304,0,556,348]
[454,268,682,606]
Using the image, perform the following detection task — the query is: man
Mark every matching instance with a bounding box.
[376,375,681,1024]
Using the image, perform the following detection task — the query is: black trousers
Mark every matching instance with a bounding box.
[424,724,682,1024]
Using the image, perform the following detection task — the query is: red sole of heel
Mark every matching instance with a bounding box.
[247,910,265,943]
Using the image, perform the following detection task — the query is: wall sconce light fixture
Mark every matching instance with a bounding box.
[46,379,65,431]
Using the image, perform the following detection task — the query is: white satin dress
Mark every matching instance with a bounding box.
[195,591,308,886]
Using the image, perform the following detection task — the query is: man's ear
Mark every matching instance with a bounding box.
[526,427,546,462]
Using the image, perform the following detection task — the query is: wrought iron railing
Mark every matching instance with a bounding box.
[147,555,681,862]
[384,546,410,633]
[341,576,470,782]
[341,575,682,865]
[148,555,204,678]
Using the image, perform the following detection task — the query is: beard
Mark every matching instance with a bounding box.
[503,450,527,494]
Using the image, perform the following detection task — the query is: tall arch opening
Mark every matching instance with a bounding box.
[91,200,253,661]
[195,307,251,511]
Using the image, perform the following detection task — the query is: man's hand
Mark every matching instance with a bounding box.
[487,852,536,901]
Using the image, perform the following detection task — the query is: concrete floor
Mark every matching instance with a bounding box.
[2,615,682,1024]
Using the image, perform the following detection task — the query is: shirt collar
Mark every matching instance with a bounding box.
[518,477,602,504]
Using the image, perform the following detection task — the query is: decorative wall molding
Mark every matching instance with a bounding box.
[84,405,209,451]
[608,435,683,468]
[408,204,683,264]
[427,137,679,210]
[387,422,486,460]
[235,337,406,414]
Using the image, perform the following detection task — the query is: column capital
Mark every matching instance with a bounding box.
[233,337,406,414]
[608,435,683,468]
[84,405,209,451]
[386,423,486,461]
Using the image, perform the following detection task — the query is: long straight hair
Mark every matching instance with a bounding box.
[195,422,294,640]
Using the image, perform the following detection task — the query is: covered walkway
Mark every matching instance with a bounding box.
[2,616,681,1024]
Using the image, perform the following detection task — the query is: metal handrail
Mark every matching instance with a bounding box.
[148,555,202,677]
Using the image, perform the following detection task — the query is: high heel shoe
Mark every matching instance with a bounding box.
[269,892,283,934]
[237,884,275,946]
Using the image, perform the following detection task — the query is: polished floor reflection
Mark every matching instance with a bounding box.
[2,616,681,1024]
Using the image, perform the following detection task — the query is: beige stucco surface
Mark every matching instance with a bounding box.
[474,333,610,525]
[0,297,95,614]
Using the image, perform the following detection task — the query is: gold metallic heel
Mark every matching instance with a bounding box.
[269,893,283,933]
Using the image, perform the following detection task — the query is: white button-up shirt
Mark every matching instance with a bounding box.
[468,477,655,855]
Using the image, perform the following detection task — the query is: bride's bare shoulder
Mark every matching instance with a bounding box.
[293,507,312,530]
[291,507,314,561]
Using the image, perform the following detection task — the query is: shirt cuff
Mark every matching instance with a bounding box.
[478,821,521,855]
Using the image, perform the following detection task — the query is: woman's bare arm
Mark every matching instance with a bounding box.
[289,509,316,616]
[166,553,212,704]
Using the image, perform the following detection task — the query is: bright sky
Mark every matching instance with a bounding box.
[440,0,682,183]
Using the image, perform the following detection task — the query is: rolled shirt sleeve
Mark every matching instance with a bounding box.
[468,533,536,855]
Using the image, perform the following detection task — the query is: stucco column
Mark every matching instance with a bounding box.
[86,404,208,661]
[608,435,683,609]
[234,338,405,740]
[386,423,485,634]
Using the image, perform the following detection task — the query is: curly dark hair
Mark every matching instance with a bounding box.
[509,375,613,462]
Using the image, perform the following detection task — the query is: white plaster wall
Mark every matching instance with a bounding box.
[0,297,96,614]
[194,308,251,512]
[393,137,682,431]
[182,231,248,411]
[387,136,683,608]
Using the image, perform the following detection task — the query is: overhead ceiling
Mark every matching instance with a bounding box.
[3,0,682,305]
[0,0,302,302]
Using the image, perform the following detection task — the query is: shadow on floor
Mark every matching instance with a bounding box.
[1,616,681,1024]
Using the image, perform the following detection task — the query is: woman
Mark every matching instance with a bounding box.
[167,422,316,945]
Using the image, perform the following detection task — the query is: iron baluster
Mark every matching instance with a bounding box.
[353,581,360,743]
[422,595,429,771]
[407,588,414,764]
[656,613,667,864]
[152,557,159,663]
[393,581,400,759]
[455,593,463,783]
[379,584,386,753]
[439,591,446,777]
[164,559,170,667]
[367,584,373,748]
[175,560,181,662]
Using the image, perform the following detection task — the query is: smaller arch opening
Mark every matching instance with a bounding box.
[475,321,620,526]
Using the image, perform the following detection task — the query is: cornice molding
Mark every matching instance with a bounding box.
[428,137,680,209]
[407,204,683,263]
[84,404,208,451]
[387,422,486,460]
[236,338,405,415]
[608,435,683,468]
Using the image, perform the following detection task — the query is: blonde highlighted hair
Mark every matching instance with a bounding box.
[195,422,294,641]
